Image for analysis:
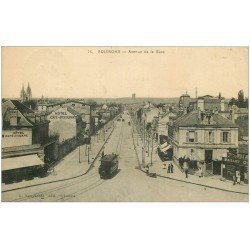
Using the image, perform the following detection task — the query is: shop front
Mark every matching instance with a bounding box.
[224,153,248,183]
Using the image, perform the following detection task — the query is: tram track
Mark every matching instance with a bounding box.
[9,117,126,202]
[3,117,118,197]
[58,119,125,202]
[10,172,100,202]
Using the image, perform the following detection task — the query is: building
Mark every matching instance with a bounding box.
[157,111,176,144]
[20,83,32,102]
[179,93,228,113]
[38,100,93,134]
[47,107,83,143]
[2,100,49,183]
[179,93,196,110]
[197,95,226,112]
[2,100,49,148]
[168,110,238,175]
[132,93,136,100]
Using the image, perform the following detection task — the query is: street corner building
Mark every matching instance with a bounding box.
[1,100,50,184]
[168,109,239,176]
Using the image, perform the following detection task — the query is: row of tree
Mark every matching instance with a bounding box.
[228,90,248,108]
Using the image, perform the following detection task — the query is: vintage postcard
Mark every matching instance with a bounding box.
[1,46,249,202]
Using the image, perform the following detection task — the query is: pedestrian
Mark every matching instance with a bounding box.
[184,165,189,178]
[101,150,105,158]
[145,164,150,175]
[233,174,236,185]
[170,163,174,173]
[236,170,241,184]
[198,167,202,178]
[167,164,171,173]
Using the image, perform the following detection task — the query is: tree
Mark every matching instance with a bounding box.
[245,98,248,108]
[237,90,245,108]
[229,97,237,107]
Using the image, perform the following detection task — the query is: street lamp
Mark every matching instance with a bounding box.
[87,146,90,164]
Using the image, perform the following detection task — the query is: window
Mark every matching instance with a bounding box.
[188,131,195,142]
[223,132,229,143]
[208,131,214,143]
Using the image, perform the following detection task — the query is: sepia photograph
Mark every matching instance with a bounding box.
[1,46,249,202]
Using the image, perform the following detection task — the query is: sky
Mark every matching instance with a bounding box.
[2,47,248,99]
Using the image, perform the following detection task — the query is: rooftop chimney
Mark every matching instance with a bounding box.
[9,109,18,126]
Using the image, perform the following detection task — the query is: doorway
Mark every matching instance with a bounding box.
[205,150,213,163]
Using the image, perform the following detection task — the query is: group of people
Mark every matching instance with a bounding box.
[163,162,174,173]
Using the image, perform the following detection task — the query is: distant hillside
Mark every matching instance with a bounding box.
[78,97,179,105]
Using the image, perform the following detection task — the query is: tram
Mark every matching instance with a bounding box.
[99,153,119,179]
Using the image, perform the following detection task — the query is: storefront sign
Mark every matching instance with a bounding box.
[49,111,75,120]
[2,130,32,148]
[226,153,247,166]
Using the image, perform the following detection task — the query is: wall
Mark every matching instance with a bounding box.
[32,123,49,145]
[47,108,77,142]
[2,129,32,148]
[172,127,238,161]
[179,127,238,147]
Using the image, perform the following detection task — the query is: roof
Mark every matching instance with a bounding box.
[145,108,159,123]
[236,108,248,114]
[174,110,238,128]
[159,112,176,123]
[48,106,81,117]
[2,100,48,128]
[42,100,90,108]
[2,154,44,171]
[101,153,118,162]
[10,100,34,114]
[143,102,155,109]
[66,106,81,116]
[198,95,214,99]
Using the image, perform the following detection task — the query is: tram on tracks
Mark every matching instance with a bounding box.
[98,153,119,179]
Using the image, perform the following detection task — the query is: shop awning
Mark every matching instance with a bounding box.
[162,145,172,153]
[2,154,44,171]
[160,142,168,149]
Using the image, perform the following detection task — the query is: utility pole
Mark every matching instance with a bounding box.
[147,130,150,157]
[79,146,81,163]
[87,146,90,164]
[85,144,87,156]
[151,131,154,166]
[142,119,146,168]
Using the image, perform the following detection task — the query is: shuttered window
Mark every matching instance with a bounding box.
[208,131,214,143]
[205,131,209,143]
[195,132,198,142]
[228,132,231,143]
[222,131,230,143]
[188,131,195,142]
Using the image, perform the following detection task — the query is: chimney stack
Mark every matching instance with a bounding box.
[9,109,18,126]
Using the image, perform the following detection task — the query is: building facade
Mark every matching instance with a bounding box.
[168,110,238,174]
[2,100,49,148]
[47,107,83,143]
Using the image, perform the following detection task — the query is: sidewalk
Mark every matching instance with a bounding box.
[130,116,249,195]
[2,120,115,193]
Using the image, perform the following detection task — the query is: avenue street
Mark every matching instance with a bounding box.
[2,112,248,202]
